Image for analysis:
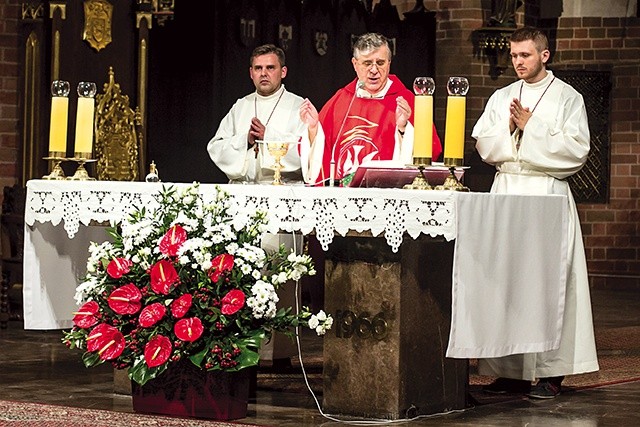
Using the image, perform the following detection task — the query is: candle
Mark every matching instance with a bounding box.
[443,77,469,166]
[48,80,70,154]
[49,97,69,153]
[413,95,433,160]
[74,82,97,156]
[74,97,94,154]
[443,96,466,163]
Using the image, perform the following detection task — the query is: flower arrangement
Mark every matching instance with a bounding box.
[62,183,332,386]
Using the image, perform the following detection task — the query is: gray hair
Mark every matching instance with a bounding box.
[352,33,392,60]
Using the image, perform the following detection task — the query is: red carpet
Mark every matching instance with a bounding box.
[0,399,262,427]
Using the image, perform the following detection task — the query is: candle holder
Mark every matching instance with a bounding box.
[42,151,68,180]
[404,77,436,190]
[403,165,432,190]
[434,166,470,192]
[437,76,470,191]
[67,153,96,181]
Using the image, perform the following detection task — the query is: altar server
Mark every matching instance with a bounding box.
[472,26,599,399]
[208,44,322,184]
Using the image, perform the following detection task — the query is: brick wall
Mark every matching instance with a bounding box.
[0,0,20,202]
[551,17,640,287]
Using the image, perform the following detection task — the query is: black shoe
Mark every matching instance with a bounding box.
[483,377,531,394]
[528,376,563,399]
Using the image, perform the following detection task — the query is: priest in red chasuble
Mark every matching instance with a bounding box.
[300,32,442,185]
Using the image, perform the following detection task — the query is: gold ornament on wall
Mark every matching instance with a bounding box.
[94,67,141,181]
[83,0,113,52]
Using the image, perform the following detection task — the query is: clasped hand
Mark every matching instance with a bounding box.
[248,117,265,151]
[509,98,532,133]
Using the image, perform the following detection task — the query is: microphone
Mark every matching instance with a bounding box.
[329,80,364,186]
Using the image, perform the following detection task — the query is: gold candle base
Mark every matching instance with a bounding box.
[403,165,432,190]
[67,157,96,181]
[43,152,68,180]
[435,166,470,192]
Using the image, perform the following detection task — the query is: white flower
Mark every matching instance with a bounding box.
[308,311,333,336]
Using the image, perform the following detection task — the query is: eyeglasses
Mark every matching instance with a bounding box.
[357,59,389,70]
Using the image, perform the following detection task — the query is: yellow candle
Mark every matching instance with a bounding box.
[413,95,433,161]
[74,96,95,154]
[48,96,69,153]
[443,95,466,165]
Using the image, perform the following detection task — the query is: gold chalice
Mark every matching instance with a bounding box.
[259,141,294,185]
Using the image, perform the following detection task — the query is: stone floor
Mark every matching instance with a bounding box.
[0,285,639,426]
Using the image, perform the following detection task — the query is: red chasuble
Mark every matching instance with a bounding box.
[317,75,442,184]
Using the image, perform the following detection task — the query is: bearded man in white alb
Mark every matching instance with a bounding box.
[472,26,599,399]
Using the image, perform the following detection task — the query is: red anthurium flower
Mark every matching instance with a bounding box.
[108,283,142,315]
[159,224,187,257]
[72,301,100,328]
[149,259,180,295]
[208,254,234,283]
[221,289,245,315]
[106,257,133,279]
[174,317,204,342]
[86,323,125,360]
[138,302,166,328]
[144,335,172,368]
[171,294,193,318]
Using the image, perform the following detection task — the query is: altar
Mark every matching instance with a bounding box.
[23,179,569,419]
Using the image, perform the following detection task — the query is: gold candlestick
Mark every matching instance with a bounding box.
[405,77,437,190]
[403,165,432,190]
[68,154,96,181]
[434,166,470,192]
[43,151,68,180]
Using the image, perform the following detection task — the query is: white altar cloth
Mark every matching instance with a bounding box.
[23,180,568,359]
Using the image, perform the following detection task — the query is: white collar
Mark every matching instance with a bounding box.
[357,79,392,99]
[255,85,285,101]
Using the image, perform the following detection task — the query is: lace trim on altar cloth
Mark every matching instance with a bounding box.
[24,181,456,253]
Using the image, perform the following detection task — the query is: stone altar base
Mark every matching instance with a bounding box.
[323,235,467,419]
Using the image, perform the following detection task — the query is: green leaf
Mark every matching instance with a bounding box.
[82,351,103,367]
[130,358,168,386]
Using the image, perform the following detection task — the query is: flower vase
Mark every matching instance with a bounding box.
[131,359,250,420]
